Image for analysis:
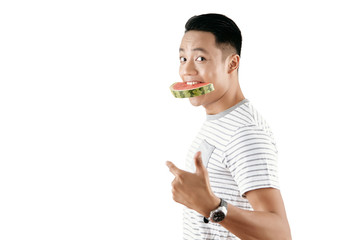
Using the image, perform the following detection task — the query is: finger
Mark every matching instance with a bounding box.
[166,161,182,176]
[171,178,176,187]
[194,151,205,173]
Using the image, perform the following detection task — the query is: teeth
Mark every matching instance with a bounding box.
[186,81,200,85]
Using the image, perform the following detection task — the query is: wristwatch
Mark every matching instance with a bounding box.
[203,198,228,223]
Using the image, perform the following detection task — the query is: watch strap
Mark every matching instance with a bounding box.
[220,198,227,209]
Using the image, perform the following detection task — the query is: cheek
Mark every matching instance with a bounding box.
[179,66,183,79]
[199,65,218,81]
[206,67,226,89]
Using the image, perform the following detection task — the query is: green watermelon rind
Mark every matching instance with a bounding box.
[170,83,215,98]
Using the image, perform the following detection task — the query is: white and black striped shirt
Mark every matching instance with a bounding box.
[183,99,280,240]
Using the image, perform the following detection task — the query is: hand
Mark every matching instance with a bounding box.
[166,151,220,217]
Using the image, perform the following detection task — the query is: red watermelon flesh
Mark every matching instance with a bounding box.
[172,82,209,90]
[169,82,215,98]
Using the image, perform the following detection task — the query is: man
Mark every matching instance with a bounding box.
[166,13,291,240]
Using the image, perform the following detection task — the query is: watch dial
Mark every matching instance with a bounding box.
[213,211,225,222]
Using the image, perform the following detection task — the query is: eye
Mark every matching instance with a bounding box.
[180,57,186,63]
[196,56,206,62]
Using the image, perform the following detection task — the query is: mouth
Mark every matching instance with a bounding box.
[186,81,203,85]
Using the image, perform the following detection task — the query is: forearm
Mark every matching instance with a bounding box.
[220,203,291,240]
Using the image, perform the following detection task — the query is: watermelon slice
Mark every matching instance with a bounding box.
[169,82,214,98]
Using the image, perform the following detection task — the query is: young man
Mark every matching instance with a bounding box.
[166,14,291,240]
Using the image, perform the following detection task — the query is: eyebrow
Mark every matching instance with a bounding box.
[179,47,209,54]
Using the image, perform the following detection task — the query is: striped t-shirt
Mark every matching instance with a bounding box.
[183,98,280,240]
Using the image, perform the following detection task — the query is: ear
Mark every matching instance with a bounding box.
[228,54,240,73]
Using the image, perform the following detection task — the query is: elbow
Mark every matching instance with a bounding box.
[280,219,292,240]
[274,234,291,240]
[281,228,292,240]
[275,225,292,240]
[283,236,292,240]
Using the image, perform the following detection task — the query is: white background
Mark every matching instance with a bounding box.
[1,0,359,239]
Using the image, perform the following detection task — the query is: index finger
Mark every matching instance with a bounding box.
[166,161,182,176]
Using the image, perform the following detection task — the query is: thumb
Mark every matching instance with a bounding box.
[194,151,205,174]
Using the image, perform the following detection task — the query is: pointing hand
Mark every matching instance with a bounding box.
[166,151,220,217]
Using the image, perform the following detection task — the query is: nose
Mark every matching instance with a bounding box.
[180,60,198,77]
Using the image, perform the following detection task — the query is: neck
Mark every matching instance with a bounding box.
[204,81,245,115]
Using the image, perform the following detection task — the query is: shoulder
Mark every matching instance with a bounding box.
[226,100,276,147]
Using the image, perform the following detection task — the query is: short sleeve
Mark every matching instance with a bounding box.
[224,125,280,197]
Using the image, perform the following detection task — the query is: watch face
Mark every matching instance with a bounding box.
[213,211,225,222]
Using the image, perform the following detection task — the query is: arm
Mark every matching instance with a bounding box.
[166,151,291,240]
[217,188,292,240]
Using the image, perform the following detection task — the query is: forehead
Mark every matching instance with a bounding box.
[179,30,219,53]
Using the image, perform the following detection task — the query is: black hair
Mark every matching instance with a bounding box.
[185,13,242,57]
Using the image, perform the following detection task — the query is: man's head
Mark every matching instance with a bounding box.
[185,13,242,58]
[179,13,244,112]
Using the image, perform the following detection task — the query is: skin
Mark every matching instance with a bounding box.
[178,30,244,114]
[166,30,292,240]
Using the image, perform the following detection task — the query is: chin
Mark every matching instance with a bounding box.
[189,96,204,107]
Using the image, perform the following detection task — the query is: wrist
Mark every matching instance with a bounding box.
[202,198,228,224]
[200,195,221,218]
